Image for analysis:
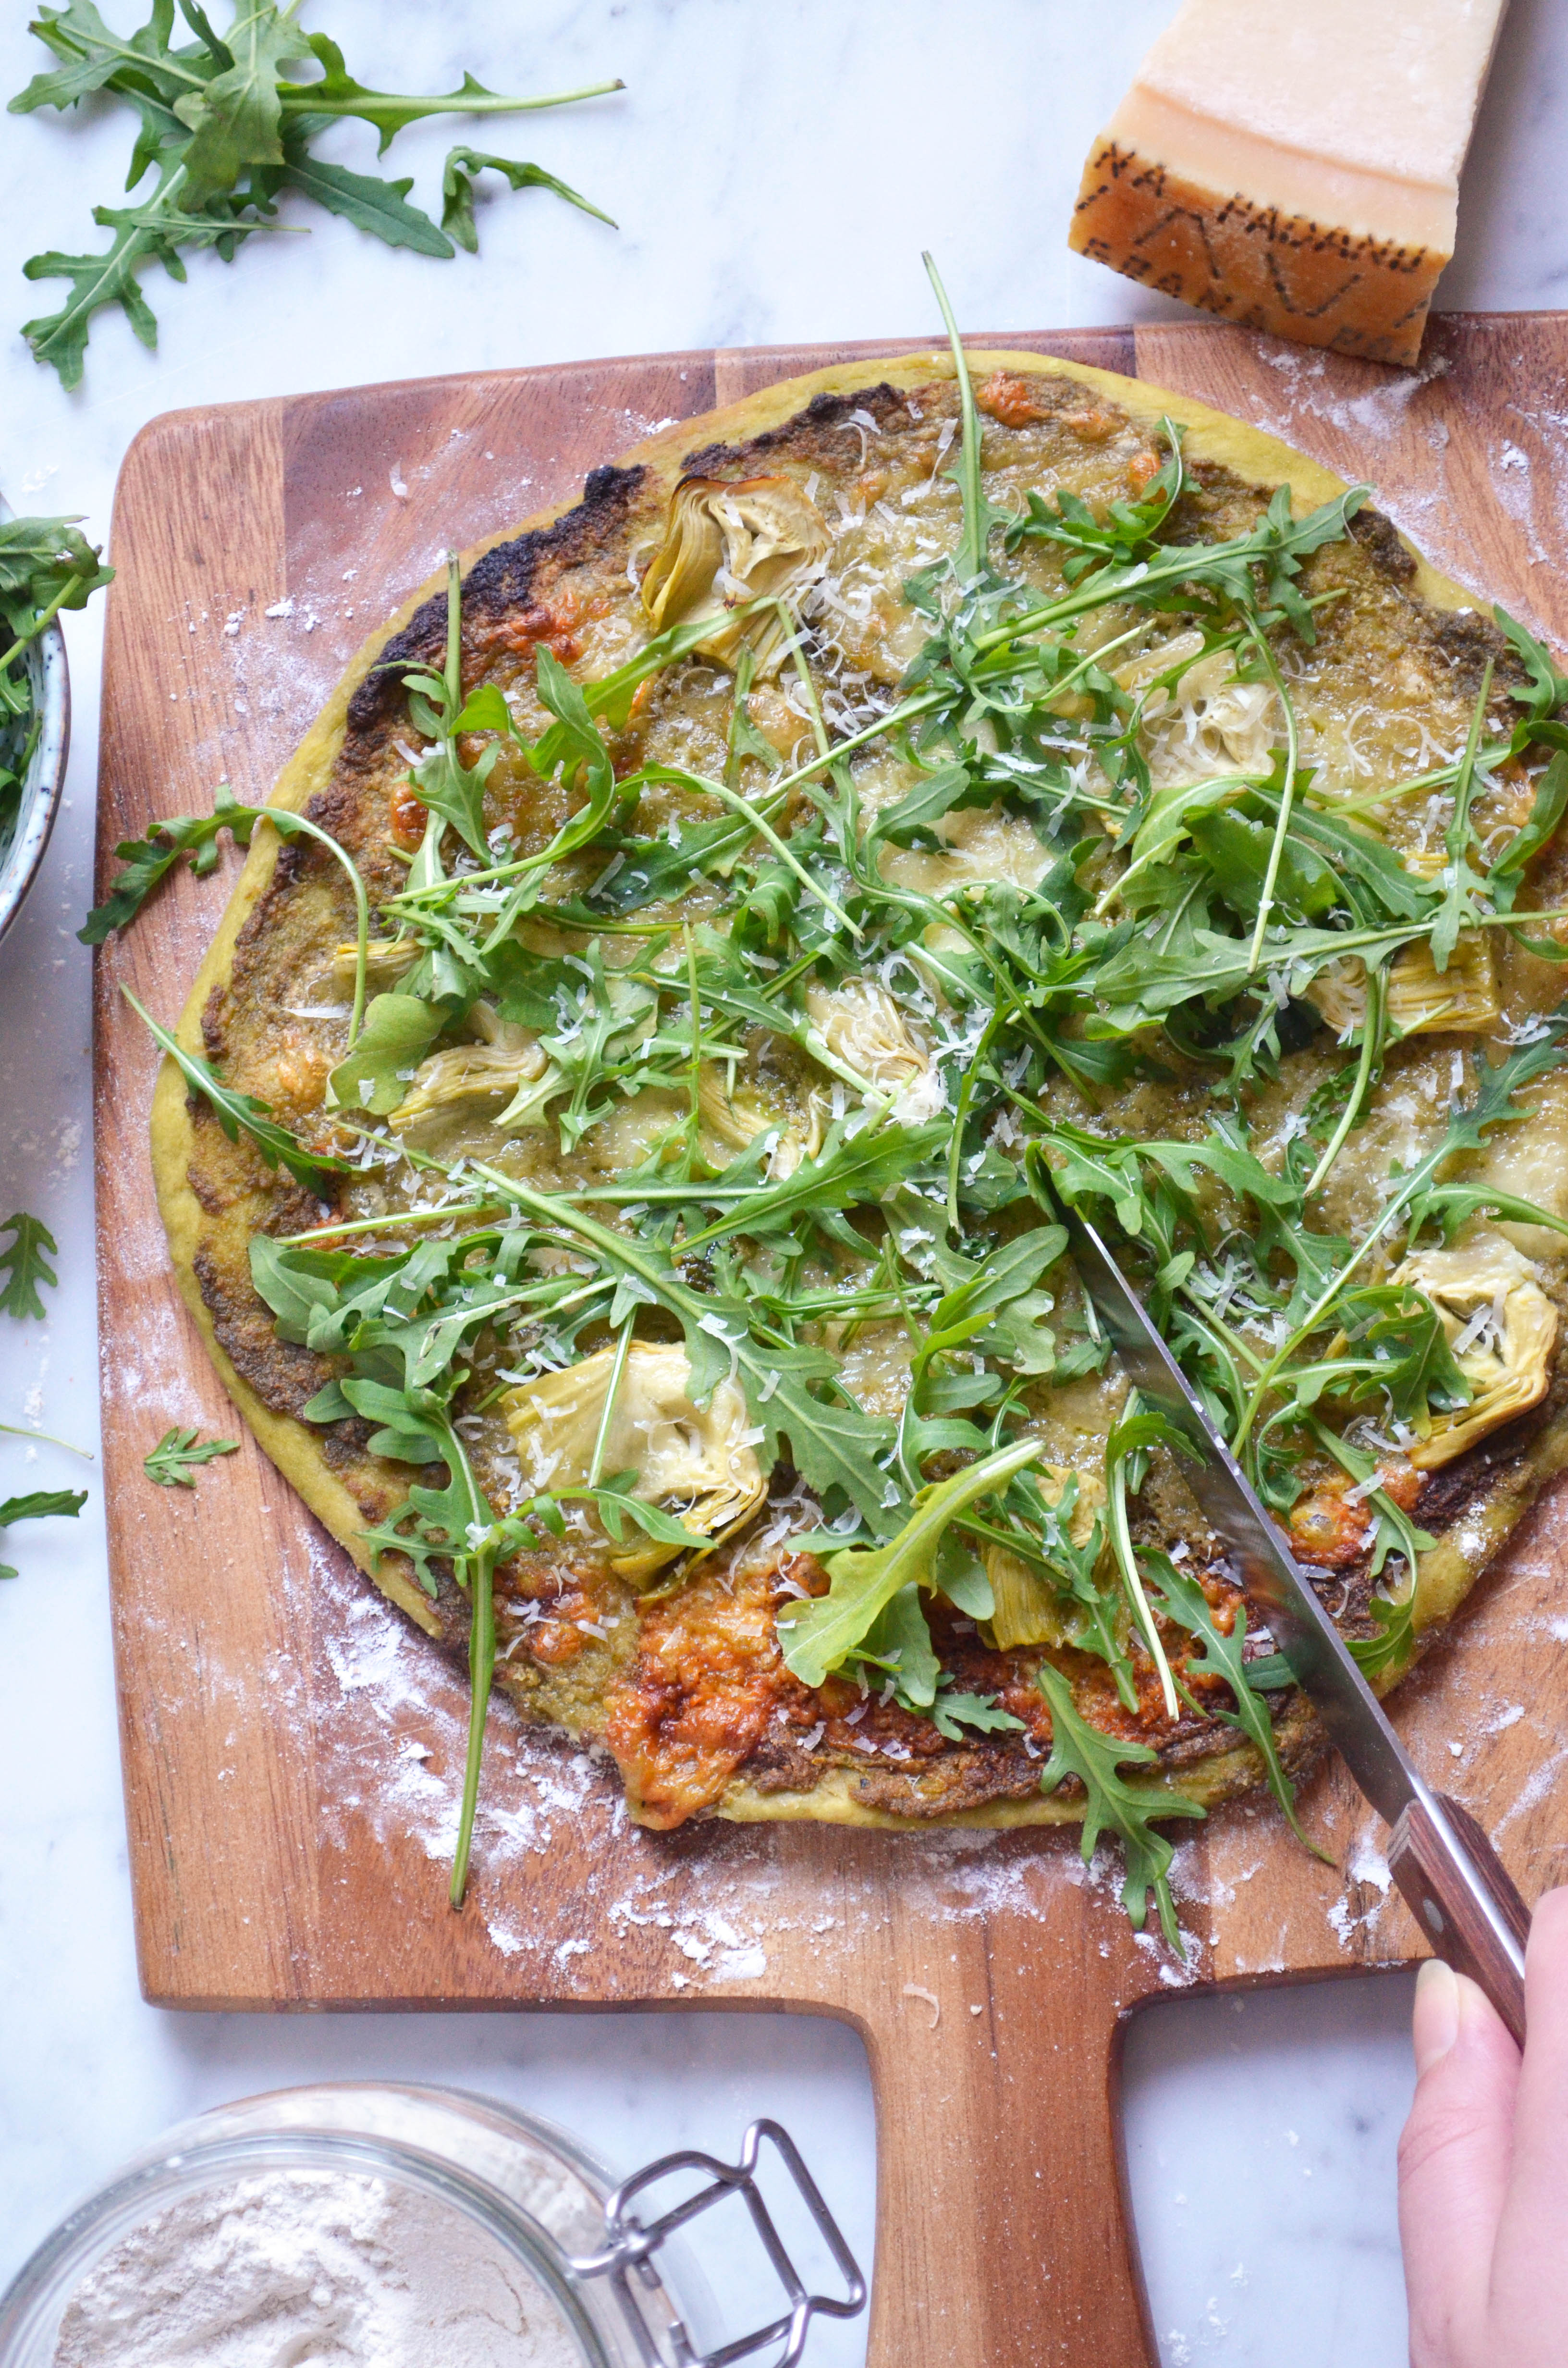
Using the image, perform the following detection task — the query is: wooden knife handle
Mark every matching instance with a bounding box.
[1388,1792,1531,2046]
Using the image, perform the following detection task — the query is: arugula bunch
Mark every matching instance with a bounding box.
[0,513,112,859]
[11,1,620,387]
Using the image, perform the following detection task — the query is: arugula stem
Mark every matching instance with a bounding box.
[923,253,985,583]
[451,1544,495,1909]
[394,1398,500,1909]
[1303,962,1387,1198]
[0,571,82,681]
[0,1417,92,1459]
[586,1317,637,1489]
[1106,1395,1179,1721]
[277,76,625,123]
[280,1201,500,1244]
[946,1009,1003,1230]
[1245,630,1299,971]
[263,806,371,1048]
[1431,664,1494,974]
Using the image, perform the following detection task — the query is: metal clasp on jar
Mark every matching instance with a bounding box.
[569,2119,866,2368]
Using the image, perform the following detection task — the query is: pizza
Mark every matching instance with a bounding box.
[143,342,1568,1935]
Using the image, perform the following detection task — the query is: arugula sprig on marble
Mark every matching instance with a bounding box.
[10,0,620,387]
[1,1208,87,1579]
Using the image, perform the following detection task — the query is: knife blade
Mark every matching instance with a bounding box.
[1061,1203,1531,2041]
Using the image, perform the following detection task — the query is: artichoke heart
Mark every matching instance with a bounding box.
[698,1065,827,1178]
[1390,1237,1557,1468]
[1122,634,1279,781]
[502,1343,767,1585]
[804,981,945,1123]
[329,937,420,999]
[1307,931,1500,1041]
[982,1466,1106,1651]
[640,475,829,674]
[388,1005,553,1141]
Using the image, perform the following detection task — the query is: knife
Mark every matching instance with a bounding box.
[1061,1203,1531,2042]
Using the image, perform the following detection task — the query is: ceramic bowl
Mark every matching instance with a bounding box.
[0,494,72,951]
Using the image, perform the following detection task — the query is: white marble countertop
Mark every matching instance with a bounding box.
[2,0,1565,2356]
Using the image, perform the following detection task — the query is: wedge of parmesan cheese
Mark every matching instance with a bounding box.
[1069,0,1509,366]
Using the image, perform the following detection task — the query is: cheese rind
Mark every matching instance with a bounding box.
[1070,0,1508,367]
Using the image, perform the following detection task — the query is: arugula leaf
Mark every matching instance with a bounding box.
[1494,604,1568,725]
[1037,1663,1203,1950]
[143,1425,239,1486]
[680,1121,948,1252]
[0,513,113,629]
[441,146,612,251]
[566,1474,705,1552]
[10,0,182,114]
[1348,1583,1418,1680]
[1147,1552,1328,1860]
[274,145,453,255]
[0,1483,86,1576]
[170,1,303,196]
[855,1578,942,1708]
[778,1437,1043,1689]
[325,991,441,1114]
[1006,423,1184,580]
[864,759,975,852]
[1330,1283,1472,1423]
[930,1682,1024,1742]
[124,987,351,1191]
[0,1212,60,1319]
[338,1375,451,1465]
[0,1486,86,1525]
[22,153,258,387]
[1491,750,1568,902]
[912,1229,1065,1390]
[80,779,258,941]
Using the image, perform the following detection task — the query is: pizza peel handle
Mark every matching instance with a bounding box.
[1058,1206,1533,2045]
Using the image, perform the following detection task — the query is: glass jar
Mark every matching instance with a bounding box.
[0,2084,864,2368]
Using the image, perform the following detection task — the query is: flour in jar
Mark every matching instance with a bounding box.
[53,2167,581,2368]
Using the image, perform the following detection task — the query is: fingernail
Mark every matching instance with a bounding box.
[1414,1957,1459,2072]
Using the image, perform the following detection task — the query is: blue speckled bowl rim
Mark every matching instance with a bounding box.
[0,491,72,950]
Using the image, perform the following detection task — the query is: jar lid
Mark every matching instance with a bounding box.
[0,2084,864,2368]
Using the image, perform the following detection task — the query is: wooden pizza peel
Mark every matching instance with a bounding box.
[93,313,1568,2367]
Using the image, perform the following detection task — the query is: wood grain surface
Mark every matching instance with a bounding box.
[94,315,1568,2368]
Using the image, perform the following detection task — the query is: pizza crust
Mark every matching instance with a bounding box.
[148,348,1568,1831]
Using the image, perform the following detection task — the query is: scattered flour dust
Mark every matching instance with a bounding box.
[53,2167,577,2368]
[295,1531,1210,1986]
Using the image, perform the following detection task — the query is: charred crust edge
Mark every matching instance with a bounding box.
[344,463,649,734]
[681,383,917,479]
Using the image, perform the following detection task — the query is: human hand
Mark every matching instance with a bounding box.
[1398,1885,1568,2368]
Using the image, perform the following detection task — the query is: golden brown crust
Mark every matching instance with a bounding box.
[151,347,1563,1834]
